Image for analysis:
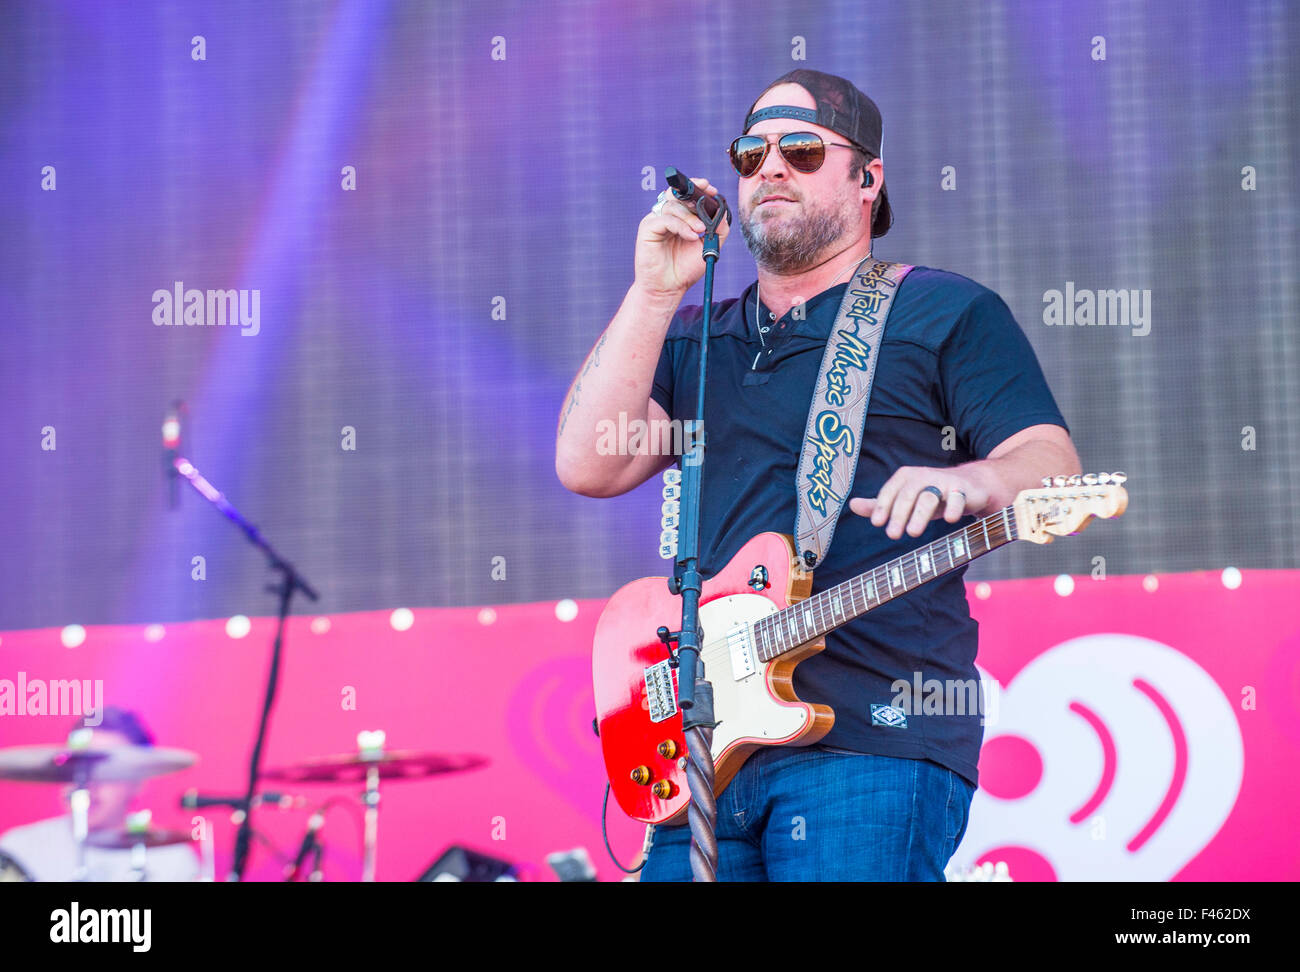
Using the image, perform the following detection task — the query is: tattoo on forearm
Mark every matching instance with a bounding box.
[581,332,608,377]
[558,380,580,437]
[558,332,609,438]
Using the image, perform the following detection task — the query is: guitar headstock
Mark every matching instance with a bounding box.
[1012,472,1129,545]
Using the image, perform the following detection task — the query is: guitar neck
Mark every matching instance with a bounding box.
[752,505,1019,664]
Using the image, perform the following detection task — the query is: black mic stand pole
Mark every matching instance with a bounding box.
[171,455,319,881]
[659,169,730,882]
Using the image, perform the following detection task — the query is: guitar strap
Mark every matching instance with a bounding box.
[794,258,913,569]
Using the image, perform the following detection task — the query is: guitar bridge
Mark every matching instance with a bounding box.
[643,659,678,724]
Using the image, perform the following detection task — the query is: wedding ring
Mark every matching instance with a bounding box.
[921,485,944,501]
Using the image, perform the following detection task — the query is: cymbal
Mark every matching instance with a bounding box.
[0,745,197,784]
[263,751,489,784]
[85,828,194,850]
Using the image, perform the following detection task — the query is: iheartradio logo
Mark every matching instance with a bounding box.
[956,634,1244,881]
[507,655,605,827]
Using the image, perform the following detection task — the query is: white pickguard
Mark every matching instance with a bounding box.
[697,593,813,758]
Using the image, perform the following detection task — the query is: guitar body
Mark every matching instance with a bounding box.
[592,474,1129,828]
[593,532,835,826]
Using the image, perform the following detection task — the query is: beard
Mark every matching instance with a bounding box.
[739,185,856,274]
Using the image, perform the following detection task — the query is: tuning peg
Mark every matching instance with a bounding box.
[1098,472,1112,484]
[662,483,681,501]
[1052,475,1068,487]
[663,468,681,486]
[1066,474,1082,486]
[1082,473,1099,486]
[1109,471,1127,484]
[1041,477,1053,488]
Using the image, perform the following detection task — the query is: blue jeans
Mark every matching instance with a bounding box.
[639,746,975,882]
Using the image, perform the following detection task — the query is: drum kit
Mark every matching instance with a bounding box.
[0,730,488,881]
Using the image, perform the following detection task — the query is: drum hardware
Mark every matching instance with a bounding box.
[263,731,489,882]
[0,741,198,881]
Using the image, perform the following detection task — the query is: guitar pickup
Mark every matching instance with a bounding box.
[727,624,757,681]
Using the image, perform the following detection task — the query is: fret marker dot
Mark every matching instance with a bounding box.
[1142,575,1159,593]
[1053,574,1074,597]
[555,599,579,622]
[974,582,991,600]
[1220,567,1242,590]
[389,608,414,631]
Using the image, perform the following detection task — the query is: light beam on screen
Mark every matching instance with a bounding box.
[122,1,392,634]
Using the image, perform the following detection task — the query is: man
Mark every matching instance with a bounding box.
[0,707,199,881]
[555,69,1080,881]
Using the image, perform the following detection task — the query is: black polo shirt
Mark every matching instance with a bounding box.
[650,266,1068,788]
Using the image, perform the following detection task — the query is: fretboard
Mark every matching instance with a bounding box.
[751,506,1018,663]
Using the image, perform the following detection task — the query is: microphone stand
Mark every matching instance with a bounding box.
[171,455,319,881]
[659,172,729,882]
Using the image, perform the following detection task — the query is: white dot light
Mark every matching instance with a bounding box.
[1142,574,1159,593]
[390,608,414,632]
[226,615,251,639]
[61,625,87,648]
[1221,567,1242,590]
[144,624,165,642]
[477,608,497,626]
[974,582,992,600]
[1053,574,1075,597]
[555,599,579,622]
[310,616,331,634]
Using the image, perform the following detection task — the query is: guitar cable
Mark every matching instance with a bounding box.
[602,784,648,873]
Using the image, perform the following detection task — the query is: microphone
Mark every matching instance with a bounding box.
[180,789,305,810]
[284,811,325,881]
[665,167,731,225]
[162,401,184,510]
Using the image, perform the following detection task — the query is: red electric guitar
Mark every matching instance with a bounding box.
[593,474,1128,825]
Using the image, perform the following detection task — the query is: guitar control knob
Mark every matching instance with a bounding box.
[657,740,678,759]
[630,766,652,785]
[651,780,674,799]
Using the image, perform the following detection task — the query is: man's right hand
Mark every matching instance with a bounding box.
[633,177,731,297]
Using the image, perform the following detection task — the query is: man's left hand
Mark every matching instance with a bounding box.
[848,467,990,540]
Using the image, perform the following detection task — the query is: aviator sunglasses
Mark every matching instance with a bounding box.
[727,131,859,177]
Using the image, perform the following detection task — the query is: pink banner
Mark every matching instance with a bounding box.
[0,568,1295,880]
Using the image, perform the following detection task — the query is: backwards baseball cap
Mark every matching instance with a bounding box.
[743,69,892,238]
